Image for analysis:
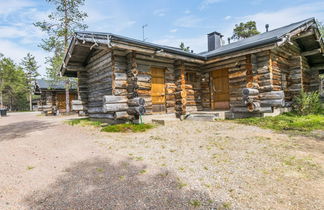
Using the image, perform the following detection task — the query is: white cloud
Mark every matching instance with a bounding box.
[224,16,231,20]
[184,9,191,14]
[242,2,324,33]
[0,39,49,76]
[84,0,137,33]
[200,0,223,10]
[0,0,34,15]
[174,15,203,28]
[219,2,324,39]
[153,9,167,17]
[170,28,178,33]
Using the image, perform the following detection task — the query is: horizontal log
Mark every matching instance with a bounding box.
[127,106,146,115]
[247,102,260,112]
[103,95,128,104]
[103,103,128,113]
[260,99,285,107]
[88,107,103,114]
[259,91,284,100]
[137,74,151,82]
[175,91,187,98]
[114,80,128,89]
[72,104,87,111]
[113,111,129,120]
[127,97,145,107]
[242,88,259,96]
[114,73,127,81]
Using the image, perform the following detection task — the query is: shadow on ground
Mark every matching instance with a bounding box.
[0,120,53,141]
[24,158,220,209]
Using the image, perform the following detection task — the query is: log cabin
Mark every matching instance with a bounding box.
[35,79,77,114]
[60,18,324,122]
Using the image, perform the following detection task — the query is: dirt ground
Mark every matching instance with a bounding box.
[0,112,323,209]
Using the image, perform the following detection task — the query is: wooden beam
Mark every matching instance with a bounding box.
[66,65,86,72]
[310,64,324,71]
[83,48,95,66]
[301,48,322,57]
[291,30,315,40]
[111,42,205,64]
[205,44,275,64]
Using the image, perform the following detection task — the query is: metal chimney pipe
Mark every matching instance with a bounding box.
[265,24,269,32]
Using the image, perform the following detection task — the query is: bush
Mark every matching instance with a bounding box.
[293,91,321,115]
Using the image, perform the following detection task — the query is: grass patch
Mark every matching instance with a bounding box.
[236,112,324,133]
[66,118,102,127]
[26,166,35,170]
[101,123,154,133]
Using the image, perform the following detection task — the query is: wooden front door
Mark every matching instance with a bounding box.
[56,93,76,112]
[57,93,66,112]
[151,67,166,113]
[211,69,230,110]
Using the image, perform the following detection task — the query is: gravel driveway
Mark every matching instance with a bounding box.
[0,112,323,209]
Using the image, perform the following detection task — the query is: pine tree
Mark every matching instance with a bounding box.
[231,21,260,40]
[0,55,29,111]
[34,0,87,113]
[20,53,40,111]
[180,42,191,52]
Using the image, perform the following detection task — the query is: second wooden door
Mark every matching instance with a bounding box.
[151,67,166,113]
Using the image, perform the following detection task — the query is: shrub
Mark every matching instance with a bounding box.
[292,91,321,115]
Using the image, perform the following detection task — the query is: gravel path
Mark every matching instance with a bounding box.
[0,112,323,209]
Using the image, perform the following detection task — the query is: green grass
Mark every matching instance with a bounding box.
[101,123,154,133]
[66,118,102,127]
[236,112,324,133]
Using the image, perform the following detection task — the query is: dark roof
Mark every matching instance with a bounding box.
[36,79,77,90]
[62,17,324,76]
[74,18,316,60]
[74,31,204,59]
[200,18,316,58]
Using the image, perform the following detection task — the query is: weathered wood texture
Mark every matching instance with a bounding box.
[86,49,114,119]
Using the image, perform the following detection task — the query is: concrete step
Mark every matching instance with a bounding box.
[184,112,221,121]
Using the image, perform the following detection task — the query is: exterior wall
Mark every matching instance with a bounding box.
[111,50,202,116]
[86,49,114,120]
[271,41,320,103]
[39,90,77,113]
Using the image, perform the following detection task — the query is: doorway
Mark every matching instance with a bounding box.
[151,67,166,113]
[210,69,230,110]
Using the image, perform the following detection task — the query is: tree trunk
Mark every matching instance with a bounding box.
[65,80,70,113]
[0,91,3,108]
[29,92,32,111]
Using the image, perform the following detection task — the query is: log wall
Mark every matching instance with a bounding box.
[86,49,114,120]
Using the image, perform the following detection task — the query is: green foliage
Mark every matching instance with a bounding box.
[179,42,191,52]
[34,0,88,112]
[101,123,154,133]
[317,21,324,38]
[231,21,260,40]
[0,55,29,110]
[236,112,324,132]
[66,118,102,127]
[20,53,40,91]
[292,91,321,115]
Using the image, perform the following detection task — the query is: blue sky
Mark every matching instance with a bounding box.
[0,0,324,76]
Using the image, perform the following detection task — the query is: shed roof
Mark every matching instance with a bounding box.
[35,79,77,91]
